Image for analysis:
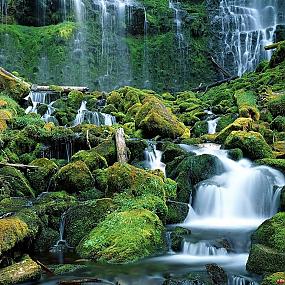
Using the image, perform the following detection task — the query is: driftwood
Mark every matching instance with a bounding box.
[0,162,39,169]
[31,85,89,93]
[264,40,285,50]
[115,128,128,163]
[210,57,232,78]
[192,76,239,93]
[58,278,114,285]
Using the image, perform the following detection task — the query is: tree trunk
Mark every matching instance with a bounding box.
[115,128,129,163]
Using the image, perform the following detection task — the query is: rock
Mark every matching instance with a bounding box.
[267,93,285,117]
[205,263,227,285]
[261,272,285,285]
[65,198,116,247]
[0,166,35,198]
[126,139,148,162]
[33,227,59,252]
[0,255,41,285]
[54,161,94,194]
[72,149,108,171]
[77,209,166,263]
[166,201,189,224]
[135,96,187,139]
[192,121,208,137]
[246,212,285,274]
[161,142,188,164]
[271,116,285,132]
[269,42,285,68]
[27,158,58,194]
[255,159,285,175]
[227,148,243,161]
[225,131,273,160]
[93,138,117,166]
[171,227,191,252]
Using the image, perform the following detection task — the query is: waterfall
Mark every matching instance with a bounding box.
[207,117,220,134]
[143,7,150,89]
[144,142,166,175]
[183,241,228,256]
[92,0,133,90]
[25,91,51,114]
[218,0,285,76]
[73,101,116,126]
[228,275,259,285]
[42,101,58,124]
[0,0,7,24]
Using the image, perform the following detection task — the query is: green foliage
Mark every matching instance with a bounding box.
[267,94,285,117]
[77,209,165,263]
[262,272,285,285]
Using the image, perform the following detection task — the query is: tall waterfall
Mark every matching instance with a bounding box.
[0,0,7,24]
[92,0,133,90]
[218,0,285,76]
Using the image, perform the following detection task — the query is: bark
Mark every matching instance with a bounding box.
[115,128,129,163]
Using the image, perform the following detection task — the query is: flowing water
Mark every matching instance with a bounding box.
[218,0,285,76]
[73,101,116,126]
[207,117,220,134]
[144,142,166,175]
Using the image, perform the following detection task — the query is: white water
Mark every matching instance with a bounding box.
[208,117,220,134]
[73,101,116,126]
[144,142,166,175]
[92,0,133,90]
[153,143,285,283]
[219,0,285,76]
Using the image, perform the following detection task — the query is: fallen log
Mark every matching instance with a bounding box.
[31,85,89,93]
[264,41,285,50]
[0,162,39,169]
[115,128,129,163]
[192,76,239,93]
[58,278,114,285]
[210,56,232,78]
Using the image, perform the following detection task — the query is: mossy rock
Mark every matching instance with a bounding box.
[255,159,285,175]
[192,121,208,137]
[0,166,35,198]
[166,201,189,224]
[271,116,285,132]
[267,94,285,117]
[227,148,243,161]
[169,154,224,203]
[247,212,285,274]
[93,138,117,166]
[27,158,58,195]
[269,42,285,68]
[126,139,148,162]
[161,142,188,164]
[234,89,260,120]
[33,227,59,253]
[48,264,87,276]
[216,114,237,132]
[0,255,41,285]
[72,149,108,171]
[77,209,166,263]
[225,131,273,160]
[135,96,187,139]
[65,198,116,247]
[215,117,253,143]
[54,161,94,194]
[171,227,191,252]
[246,244,285,274]
[262,272,285,285]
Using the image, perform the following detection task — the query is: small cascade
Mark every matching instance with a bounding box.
[42,101,58,124]
[218,0,285,76]
[92,0,133,90]
[144,142,166,175]
[51,212,70,251]
[183,241,228,256]
[166,232,175,254]
[228,275,259,285]
[25,91,51,114]
[0,0,8,24]
[73,101,116,126]
[207,117,220,134]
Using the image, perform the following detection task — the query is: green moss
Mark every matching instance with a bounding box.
[267,94,285,117]
[225,131,273,160]
[54,161,94,194]
[65,198,116,247]
[0,166,35,198]
[93,138,117,166]
[161,142,187,164]
[255,159,285,174]
[77,209,165,263]
[271,116,285,132]
[72,149,108,171]
[27,158,58,195]
[269,42,285,68]
[192,120,208,137]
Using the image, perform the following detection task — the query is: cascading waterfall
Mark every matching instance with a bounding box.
[154,143,285,283]
[0,0,7,24]
[73,101,116,126]
[92,0,133,90]
[218,0,285,76]
[207,117,220,134]
[143,7,150,88]
[144,142,166,175]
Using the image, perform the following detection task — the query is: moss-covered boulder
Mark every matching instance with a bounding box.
[161,142,188,164]
[33,227,59,253]
[255,159,285,175]
[225,131,273,160]
[65,198,116,247]
[267,93,285,117]
[262,272,285,285]
[246,212,285,274]
[54,161,94,194]
[0,255,41,285]
[27,158,58,194]
[77,209,165,263]
[192,121,208,137]
[93,138,117,166]
[269,42,285,68]
[72,149,108,171]
[271,116,285,132]
[135,96,187,139]
[169,154,224,203]
[0,166,35,198]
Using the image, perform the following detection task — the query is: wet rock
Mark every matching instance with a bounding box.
[205,263,227,285]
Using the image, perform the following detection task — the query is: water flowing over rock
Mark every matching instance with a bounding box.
[144,142,166,175]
